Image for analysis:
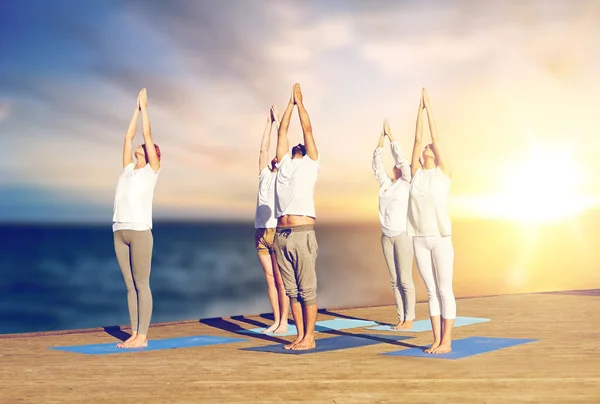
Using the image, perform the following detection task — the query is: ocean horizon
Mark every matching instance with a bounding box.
[1,213,599,335]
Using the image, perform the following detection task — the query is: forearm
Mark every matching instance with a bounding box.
[424,101,438,142]
[140,107,154,145]
[378,134,384,148]
[122,137,133,168]
[259,119,272,153]
[122,109,138,167]
[415,107,423,143]
[372,149,388,185]
[125,109,139,139]
[276,102,294,160]
[297,102,312,135]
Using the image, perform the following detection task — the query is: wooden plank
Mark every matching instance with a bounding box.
[1,293,599,403]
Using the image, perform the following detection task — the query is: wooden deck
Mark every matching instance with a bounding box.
[1,292,599,403]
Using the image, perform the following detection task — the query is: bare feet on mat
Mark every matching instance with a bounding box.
[263,322,279,334]
[284,336,303,350]
[121,335,148,349]
[291,336,315,351]
[424,340,440,354]
[432,342,452,354]
[392,320,413,330]
[116,333,137,348]
[272,323,289,334]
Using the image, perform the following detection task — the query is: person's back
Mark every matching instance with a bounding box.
[275,153,319,221]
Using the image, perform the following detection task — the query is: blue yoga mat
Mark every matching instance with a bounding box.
[50,335,248,355]
[369,317,490,332]
[240,318,378,336]
[382,336,538,360]
[241,333,413,355]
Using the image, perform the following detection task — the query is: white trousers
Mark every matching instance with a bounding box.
[413,235,456,319]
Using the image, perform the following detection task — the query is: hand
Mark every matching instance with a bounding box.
[270,105,280,123]
[383,118,391,137]
[293,83,303,105]
[138,88,148,110]
[422,87,429,108]
[136,96,141,111]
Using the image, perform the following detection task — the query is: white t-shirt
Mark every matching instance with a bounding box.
[275,153,320,219]
[112,163,160,232]
[407,167,451,237]
[254,167,277,229]
[372,142,411,237]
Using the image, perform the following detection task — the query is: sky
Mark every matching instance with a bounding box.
[1,0,600,223]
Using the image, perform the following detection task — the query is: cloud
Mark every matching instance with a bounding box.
[1,0,600,221]
[0,101,11,122]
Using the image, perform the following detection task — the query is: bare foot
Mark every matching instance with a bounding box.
[396,320,413,330]
[272,323,289,334]
[424,340,440,354]
[432,342,452,354]
[116,333,137,348]
[391,320,404,330]
[262,322,280,334]
[291,336,316,351]
[284,336,303,350]
[121,335,148,349]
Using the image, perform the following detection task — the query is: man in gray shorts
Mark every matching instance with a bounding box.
[273,83,320,350]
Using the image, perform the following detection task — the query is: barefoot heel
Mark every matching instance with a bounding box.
[382,336,538,360]
[241,334,413,355]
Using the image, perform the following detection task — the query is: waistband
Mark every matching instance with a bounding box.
[276,224,315,233]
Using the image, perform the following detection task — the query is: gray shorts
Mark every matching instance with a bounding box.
[273,224,318,305]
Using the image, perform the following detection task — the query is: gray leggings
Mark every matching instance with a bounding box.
[114,230,154,335]
[381,232,416,321]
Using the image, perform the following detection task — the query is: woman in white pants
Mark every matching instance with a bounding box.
[408,88,455,354]
[372,119,415,330]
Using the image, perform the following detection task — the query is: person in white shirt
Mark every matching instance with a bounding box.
[408,88,455,354]
[112,88,161,349]
[372,118,415,330]
[273,83,320,351]
[254,105,290,334]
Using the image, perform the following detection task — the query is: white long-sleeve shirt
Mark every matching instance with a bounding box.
[372,141,411,237]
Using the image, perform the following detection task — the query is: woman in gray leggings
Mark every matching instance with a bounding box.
[112,88,161,348]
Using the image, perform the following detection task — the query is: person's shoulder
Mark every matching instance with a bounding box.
[435,166,451,181]
[144,163,160,175]
[277,153,292,167]
[303,153,320,164]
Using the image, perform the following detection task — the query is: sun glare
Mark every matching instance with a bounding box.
[484,146,589,224]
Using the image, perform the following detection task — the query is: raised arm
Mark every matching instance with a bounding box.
[122,99,140,168]
[138,88,160,172]
[258,106,278,173]
[423,88,452,178]
[372,131,389,187]
[276,89,294,162]
[294,83,318,160]
[410,92,425,177]
[383,118,395,143]
[385,119,411,182]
